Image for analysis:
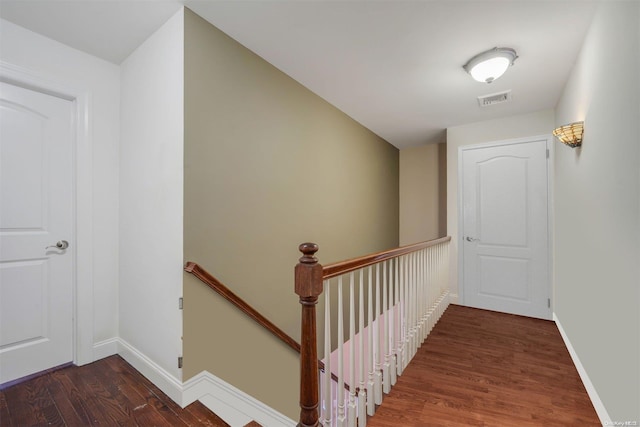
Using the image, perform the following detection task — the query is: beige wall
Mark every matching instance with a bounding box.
[183,9,399,419]
[399,143,446,245]
[446,110,555,301]
[554,2,639,421]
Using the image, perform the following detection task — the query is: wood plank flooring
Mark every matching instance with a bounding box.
[0,355,230,426]
[1,305,600,426]
[368,304,600,426]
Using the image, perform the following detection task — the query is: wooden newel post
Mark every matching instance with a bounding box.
[295,242,323,427]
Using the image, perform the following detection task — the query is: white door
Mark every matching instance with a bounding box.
[0,81,74,384]
[461,138,550,319]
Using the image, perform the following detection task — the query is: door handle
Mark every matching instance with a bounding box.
[465,236,478,242]
[46,240,69,250]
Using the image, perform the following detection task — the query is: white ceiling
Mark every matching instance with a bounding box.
[0,0,599,148]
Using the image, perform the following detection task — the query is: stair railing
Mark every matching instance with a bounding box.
[185,261,343,386]
[185,262,301,352]
[295,236,451,427]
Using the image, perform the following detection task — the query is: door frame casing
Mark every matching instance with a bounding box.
[1,61,94,365]
[457,134,554,317]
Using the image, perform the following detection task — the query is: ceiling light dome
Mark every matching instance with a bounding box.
[463,47,518,83]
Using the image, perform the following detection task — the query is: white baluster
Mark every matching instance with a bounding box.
[398,256,407,375]
[337,277,346,427]
[446,241,451,306]
[413,253,420,355]
[434,246,439,331]
[366,266,375,416]
[434,248,440,329]
[437,244,441,297]
[407,253,414,361]
[421,248,428,342]
[442,242,450,300]
[436,244,442,320]
[416,251,424,349]
[423,249,429,338]
[407,253,416,364]
[440,243,449,291]
[407,254,412,362]
[358,270,367,426]
[419,251,423,339]
[430,246,435,326]
[435,243,440,299]
[443,243,449,317]
[425,248,430,339]
[413,252,421,346]
[419,250,423,344]
[374,264,383,405]
[425,248,429,335]
[423,249,428,338]
[323,280,332,426]
[411,252,418,358]
[382,261,391,394]
[418,251,423,346]
[348,273,357,427]
[403,254,410,369]
[389,257,397,386]
[401,254,409,372]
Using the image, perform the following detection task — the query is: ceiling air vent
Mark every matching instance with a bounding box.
[477,90,512,107]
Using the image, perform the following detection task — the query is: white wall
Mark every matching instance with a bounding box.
[0,19,120,361]
[446,110,554,301]
[119,8,184,393]
[554,1,640,421]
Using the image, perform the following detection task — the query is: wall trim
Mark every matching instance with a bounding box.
[553,313,611,424]
[116,338,184,405]
[448,293,459,304]
[183,371,295,427]
[91,337,293,426]
[92,338,119,361]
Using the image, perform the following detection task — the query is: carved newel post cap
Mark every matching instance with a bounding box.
[295,242,322,298]
[298,243,319,264]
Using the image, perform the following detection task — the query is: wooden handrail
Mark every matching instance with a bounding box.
[184,261,343,390]
[185,262,301,353]
[322,236,451,279]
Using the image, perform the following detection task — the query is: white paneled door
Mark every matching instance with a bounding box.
[0,82,74,384]
[461,138,550,319]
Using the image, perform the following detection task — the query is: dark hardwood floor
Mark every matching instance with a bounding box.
[368,304,601,426]
[1,305,600,426]
[0,355,230,426]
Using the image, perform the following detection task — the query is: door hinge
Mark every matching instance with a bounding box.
[546,148,550,159]
[178,356,183,369]
[178,297,183,310]
[548,298,551,308]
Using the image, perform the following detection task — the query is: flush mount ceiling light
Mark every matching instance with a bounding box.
[463,47,518,83]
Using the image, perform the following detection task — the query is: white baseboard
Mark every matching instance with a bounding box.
[102,337,292,426]
[448,293,459,304]
[553,313,611,424]
[183,371,295,427]
[92,338,119,362]
[116,338,184,405]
